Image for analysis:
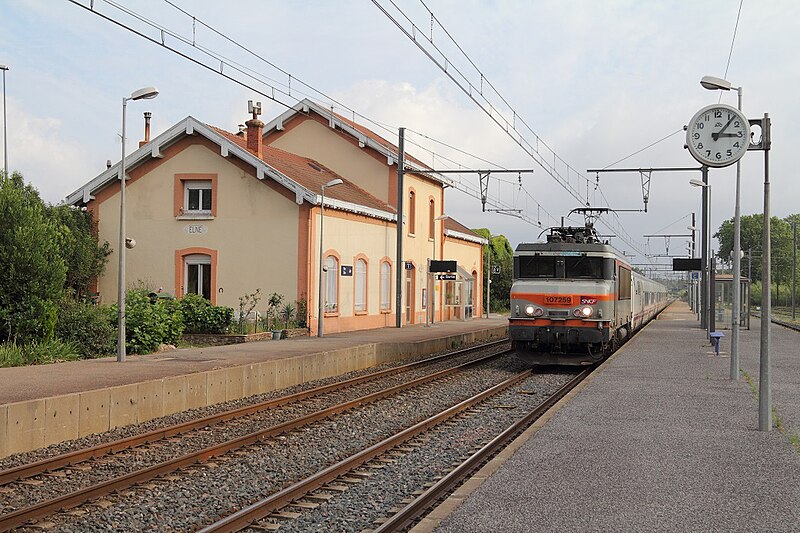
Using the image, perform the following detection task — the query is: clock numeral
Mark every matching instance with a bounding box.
[697,142,703,149]
[706,150,711,157]
[737,131,743,137]
[727,149,732,157]
[714,110,722,118]
[734,142,740,148]
[734,121,740,127]
[716,152,722,160]
[696,122,704,129]
[693,133,700,140]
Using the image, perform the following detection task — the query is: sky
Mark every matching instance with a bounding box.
[1,0,799,270]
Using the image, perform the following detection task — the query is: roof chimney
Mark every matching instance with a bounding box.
[139,112,152,148]
[245,100,264,159]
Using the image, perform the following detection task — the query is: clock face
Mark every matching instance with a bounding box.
[686,104,750,167]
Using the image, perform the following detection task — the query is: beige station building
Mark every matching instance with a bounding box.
[67,99,487,335]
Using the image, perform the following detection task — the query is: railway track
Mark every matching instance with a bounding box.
[199,367,591,532]
[0,340,512,531]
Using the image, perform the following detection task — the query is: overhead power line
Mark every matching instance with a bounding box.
[68,0,560,228]
[371,0,653,261]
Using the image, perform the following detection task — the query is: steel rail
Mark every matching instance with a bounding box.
[374,366,594,532]
[0,338,508,486]
[197,369,534,533]
[0,350,510,531]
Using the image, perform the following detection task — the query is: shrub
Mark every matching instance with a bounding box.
[0,339,80,367]
[55,298,116,358]
[295,296,308,328]
[115,289,184,354]
[180,293,233,334]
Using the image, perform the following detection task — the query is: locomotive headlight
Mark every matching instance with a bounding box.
[573,306,593,318]
[533,307,544,317]
[525,305,536,316]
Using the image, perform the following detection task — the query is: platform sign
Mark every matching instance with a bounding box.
[691,271,700,280]
[341,265,353,276]
[436,273,457,280]
[491,265,501,274]
[430,260,457,273]
[405,261,414,270]
[673,258,702,271]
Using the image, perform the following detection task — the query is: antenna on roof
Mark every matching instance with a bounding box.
[247,100,262,120]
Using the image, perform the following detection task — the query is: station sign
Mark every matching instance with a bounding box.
[491,265,501,274]
[405,261,414,270]
[341,265,353,276]
[673,258,702,271]
[691,271,700,280]
[436,273,457,280]
[430,260,457,273]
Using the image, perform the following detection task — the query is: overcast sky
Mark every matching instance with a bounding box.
[2,0,798,266]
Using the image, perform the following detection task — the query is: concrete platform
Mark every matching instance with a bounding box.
[431,302,800,532]
[0,317,507,458]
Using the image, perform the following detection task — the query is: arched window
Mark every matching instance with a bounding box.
[380,261,391,311]
[355,258,367,312]
[408,190,416,235]
[184,254,211,300]
[324,255,339,312]
[429,199,435,240]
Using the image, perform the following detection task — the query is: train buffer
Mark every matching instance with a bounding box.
[709,331,725,356]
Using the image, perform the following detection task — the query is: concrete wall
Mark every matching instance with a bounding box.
[0,325,507,459]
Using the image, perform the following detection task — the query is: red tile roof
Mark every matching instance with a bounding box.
[444,217,482,239]
[210,125,395,215]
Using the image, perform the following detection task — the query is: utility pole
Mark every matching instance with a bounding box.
[793,221,797,321]
[395,128,405,328]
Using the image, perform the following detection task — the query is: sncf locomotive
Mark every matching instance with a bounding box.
[509,223,669,365]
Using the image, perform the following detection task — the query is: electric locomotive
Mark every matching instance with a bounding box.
[509,222,668,365]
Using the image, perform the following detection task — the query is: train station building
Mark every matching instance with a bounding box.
[66,99,486,335]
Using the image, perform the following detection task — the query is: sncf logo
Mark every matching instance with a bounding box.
[580,296,598,305]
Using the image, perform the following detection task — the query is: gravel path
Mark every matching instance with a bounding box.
[16,355,524,531]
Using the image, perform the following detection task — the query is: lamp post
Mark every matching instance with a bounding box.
[701,75,743,380]
[1,64,8,178]
[427,214,449,326]
[117,86,159,363]
[317,178,344,338]
[690,178,711,339]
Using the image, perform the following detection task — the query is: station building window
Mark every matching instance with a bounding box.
[428,198,435,240]
[408,190,416,235]
[175,247,217,303]
[355,258,367,313]
[325,255,339,313]
[380,260,392,311]
[174,173,217,218]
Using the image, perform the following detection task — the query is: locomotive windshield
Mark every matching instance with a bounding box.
[515,255,613,280]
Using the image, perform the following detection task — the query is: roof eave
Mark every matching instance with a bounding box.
[444,228,488,245]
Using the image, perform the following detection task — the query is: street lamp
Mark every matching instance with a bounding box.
[690,179,712,339]
[428,214,449,326]
[1,64,8,179]
[117,86,159,363]
[317,178,343,337]
[701,75,743,381]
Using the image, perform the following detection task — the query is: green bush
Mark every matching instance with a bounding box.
[179,293,234,334]
[115,289,184,354]
[0,339,80,367]
[55,298,116,358]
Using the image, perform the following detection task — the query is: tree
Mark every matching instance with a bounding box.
[45,204,110,300]
[474,228,513,311]
[714,214,795,284]
[0,172,67,342]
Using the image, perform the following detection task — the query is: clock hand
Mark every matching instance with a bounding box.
[712,115,736,141]
[716,133,741,138]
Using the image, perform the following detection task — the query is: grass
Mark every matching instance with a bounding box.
[741,369,800,456]
[0,339,81,368]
